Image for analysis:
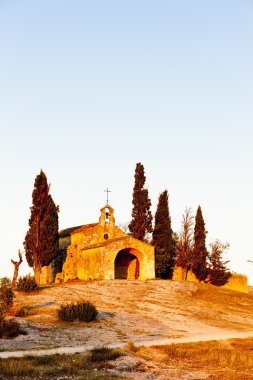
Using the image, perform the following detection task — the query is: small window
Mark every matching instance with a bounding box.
[104,234,109,240]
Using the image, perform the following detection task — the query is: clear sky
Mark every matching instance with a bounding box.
[0,1,252,283]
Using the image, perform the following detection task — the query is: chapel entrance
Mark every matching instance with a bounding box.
[114,249,140,280]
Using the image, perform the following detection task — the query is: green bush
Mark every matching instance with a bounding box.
[16,275,38,292]
[0,318,21,339]
[0,282,14,315]
[58,301,98,322]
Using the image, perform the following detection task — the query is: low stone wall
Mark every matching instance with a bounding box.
[223,273,248,293]
[172,266,196,282]
[172,266,248,293]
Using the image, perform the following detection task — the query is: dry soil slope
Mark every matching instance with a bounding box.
[4,280,253,351]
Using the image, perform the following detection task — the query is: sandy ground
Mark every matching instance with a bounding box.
[1,280,253,378]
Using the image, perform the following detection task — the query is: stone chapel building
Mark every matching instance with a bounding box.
[40,205,155,284]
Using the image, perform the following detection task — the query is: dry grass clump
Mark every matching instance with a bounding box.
[230,337,253,350]
[130,338,253,380]
[89,347,123,362]
[126,340,138,352]
[159,340,253,368]
[0,353,122,379]
[134,338,252,380]
[0,358,34,377]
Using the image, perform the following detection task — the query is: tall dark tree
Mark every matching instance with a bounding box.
[152,190,175,279]
[128,163,153,241]
[192,206,208,281]
[24,170,59,284]
[207,240,231,286]
[175,207,194,280]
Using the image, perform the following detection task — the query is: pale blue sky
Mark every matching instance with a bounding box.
[0,1,253,283]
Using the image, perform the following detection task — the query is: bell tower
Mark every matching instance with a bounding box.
[98,205,115,240]
[99,205,115,227]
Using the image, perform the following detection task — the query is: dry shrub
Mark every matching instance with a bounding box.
[58,301,98,322]
[0,277,11,287]
[0,283,14,314]
[14,307,28,317]
[0,319,20,339]
[16,275,38,292]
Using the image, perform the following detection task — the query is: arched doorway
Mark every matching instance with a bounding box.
[114,249,140,279]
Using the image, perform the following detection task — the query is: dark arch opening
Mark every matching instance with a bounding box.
[114,249,140,279]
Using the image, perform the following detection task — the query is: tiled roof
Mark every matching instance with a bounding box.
[58,226,82,238]
[71,223,98,234]
[59,223,98,238]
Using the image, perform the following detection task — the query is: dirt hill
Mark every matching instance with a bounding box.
[2,279,253,354]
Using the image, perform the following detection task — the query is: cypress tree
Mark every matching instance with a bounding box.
[192,206,208,281]
[152,190,175,279]
[24,170,59,284]
[207,240,231,286]
[128,163,153,241]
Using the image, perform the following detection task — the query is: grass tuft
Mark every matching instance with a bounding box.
[89,347,123,362]
[126,340,138,352]
[0,358,34,377]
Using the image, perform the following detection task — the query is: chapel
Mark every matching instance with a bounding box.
[40,205,155,284]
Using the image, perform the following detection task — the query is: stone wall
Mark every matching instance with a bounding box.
[223,273,248,293]
[40,266,51,285]
[172,265,248,293]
